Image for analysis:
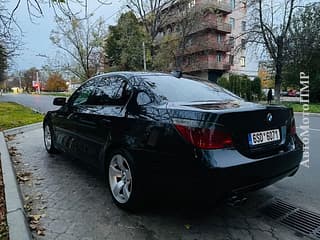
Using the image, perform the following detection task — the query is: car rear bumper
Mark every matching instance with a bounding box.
[131,136,303,196]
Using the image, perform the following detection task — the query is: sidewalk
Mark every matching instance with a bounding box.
[0,124,41,240]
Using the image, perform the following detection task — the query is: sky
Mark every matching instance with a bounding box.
[7,0,123,71]
[8,0,315,74]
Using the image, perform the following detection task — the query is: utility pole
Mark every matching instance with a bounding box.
[36,71,40,94]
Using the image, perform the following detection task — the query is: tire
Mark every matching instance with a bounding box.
[107,149,142,211]
[43,122,58,154]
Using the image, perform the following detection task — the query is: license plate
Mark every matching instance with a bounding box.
[248,129,280,146]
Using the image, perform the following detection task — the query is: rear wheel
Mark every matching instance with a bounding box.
[107,149,142,210]
[43,122,58,154]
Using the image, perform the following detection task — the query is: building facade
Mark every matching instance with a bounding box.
[158,0,247,82]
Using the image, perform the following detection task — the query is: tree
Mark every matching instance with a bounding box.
[50,16,106,81]
[105,12,147,71]
[126,0,177,67]
[0,1,21,83]
[0,45,7,82]
[283,3,320,102]
[153,35,178,71]
[22,67,38,92]
[218,74,261,101]
[252,77,262,101]
[45,73,67,92]
[245,0,296,103]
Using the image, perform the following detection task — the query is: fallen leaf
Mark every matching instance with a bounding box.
[38,206,47,210]
[17,176,30,182]
[24,203,33,212]
[36,227,45,236]
[29,214,42,222]
[29,224,37,230]
[184,224,192,230]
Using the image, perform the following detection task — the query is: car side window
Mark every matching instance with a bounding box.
[91,76,131,106]
[70,79,97,106]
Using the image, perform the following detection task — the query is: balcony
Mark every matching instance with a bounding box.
[179,41,231,55]
[200,0,232,14]
[190,21,232,34]
[183,60,231,73]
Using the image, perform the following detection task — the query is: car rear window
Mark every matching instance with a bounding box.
[140,75,240,102]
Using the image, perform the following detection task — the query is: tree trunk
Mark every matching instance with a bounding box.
[274,64,282,104]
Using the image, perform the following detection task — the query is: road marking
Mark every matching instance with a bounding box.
[298,127,320,132]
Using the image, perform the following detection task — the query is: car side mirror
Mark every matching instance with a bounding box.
[53,97,67,106]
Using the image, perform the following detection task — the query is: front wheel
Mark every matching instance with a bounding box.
[43,122,58,154]
[107,149,142,211]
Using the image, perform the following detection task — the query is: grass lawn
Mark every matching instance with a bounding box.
[0,102,44,131]
[41,92,72,97]
[281,102,320,113]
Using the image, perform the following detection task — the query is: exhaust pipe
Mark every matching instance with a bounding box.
[227,194,248,207]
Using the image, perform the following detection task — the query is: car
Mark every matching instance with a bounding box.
[43,72,303,210]
[288,89,298,97]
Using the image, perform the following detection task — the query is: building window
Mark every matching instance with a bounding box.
[217,34,223,43]
[188,0,196,8]
[229,36,235,47]
[230,0,236,10]
[241,39,246,49]
[241,21,246,32]
[217,53,223,63]
[229,55,234,65]
[240,56,246,67]
[230,17,235,30]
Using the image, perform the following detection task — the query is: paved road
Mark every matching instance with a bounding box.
[271,114,320,213]
[2,93,319,239]
[7,128,313,240]
[0,93,59,113]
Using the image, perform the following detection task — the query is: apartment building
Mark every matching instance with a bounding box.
[158,0,247,82]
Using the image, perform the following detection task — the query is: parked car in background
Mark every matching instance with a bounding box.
[43,72,303,210]
[288,89,299,97]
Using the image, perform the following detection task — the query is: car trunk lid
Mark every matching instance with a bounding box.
[166,101,295,158]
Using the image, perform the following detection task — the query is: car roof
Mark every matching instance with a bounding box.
[96,71,171,79]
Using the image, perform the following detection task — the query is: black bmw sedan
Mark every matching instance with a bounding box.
[43,72,303,210]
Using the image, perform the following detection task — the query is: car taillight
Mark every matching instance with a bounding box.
[174,124,233,149]
[290,118,296,135]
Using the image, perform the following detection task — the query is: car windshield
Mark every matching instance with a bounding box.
[139,75,241,102]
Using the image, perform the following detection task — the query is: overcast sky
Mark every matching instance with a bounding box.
[7,0,315,74]
[8,0,123,71]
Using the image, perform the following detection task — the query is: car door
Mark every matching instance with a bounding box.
[71,75,132,166]
[89,74,132,150]
[52,78,97,158]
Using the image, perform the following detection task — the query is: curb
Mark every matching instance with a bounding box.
[3,122,42,136]
[0,125,42,240]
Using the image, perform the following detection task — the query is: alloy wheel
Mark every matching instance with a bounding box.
[44,125,52,151]
[109,154,133,204]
